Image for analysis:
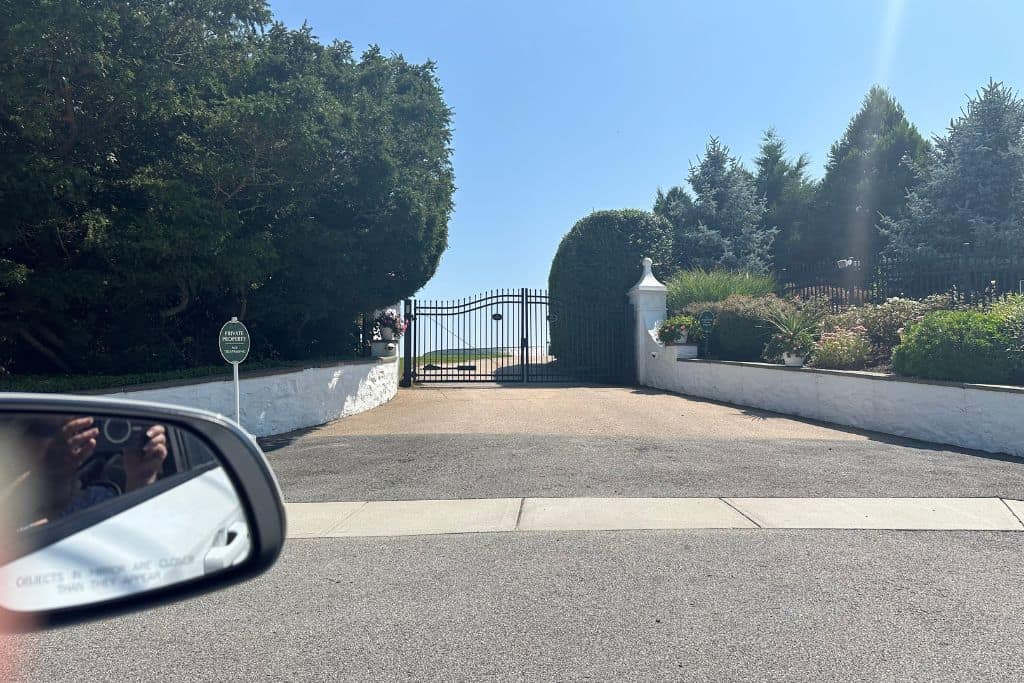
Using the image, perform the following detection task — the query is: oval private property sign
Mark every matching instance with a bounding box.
[219,318,250,364]
[698,310,717,333]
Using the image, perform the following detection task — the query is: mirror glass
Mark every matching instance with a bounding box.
[0,412,251,614]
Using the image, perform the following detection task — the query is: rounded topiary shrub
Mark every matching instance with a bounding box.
[681,295,787,361]
[548,210,673,381]
[891,310,1015,384]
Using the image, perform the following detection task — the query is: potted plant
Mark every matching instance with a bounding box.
[762,305,821,367]
[371,308,406,356]
[657,315,701,359]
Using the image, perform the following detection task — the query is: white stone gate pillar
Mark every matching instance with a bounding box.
[627,257,668,385]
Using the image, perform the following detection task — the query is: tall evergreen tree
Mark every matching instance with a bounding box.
[655,138,775,273]
[814,86,928,266]
[754,129,817,272]
[883,80,1024,261]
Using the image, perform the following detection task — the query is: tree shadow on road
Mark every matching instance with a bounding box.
[258,425,322,453]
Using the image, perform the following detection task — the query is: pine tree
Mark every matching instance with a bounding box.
[754,129,817,272]
[814,86,928,267]
[655,138,775,273]
[883,80,1024,261]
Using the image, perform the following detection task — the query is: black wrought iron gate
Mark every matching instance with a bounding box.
[401,289,633,385]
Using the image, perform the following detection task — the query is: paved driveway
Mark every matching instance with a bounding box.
[7,386,1024,681]
[263,386,1024,500]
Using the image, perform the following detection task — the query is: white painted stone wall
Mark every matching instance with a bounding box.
[100,357,398,437]
[628,256,1024,458]
[643,357,1024,457]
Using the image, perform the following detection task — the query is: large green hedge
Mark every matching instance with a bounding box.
[548,210,673,380]
[892,311,1018,384]
[0,2,453,375]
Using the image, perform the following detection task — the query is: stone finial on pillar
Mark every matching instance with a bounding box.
[627,257,668,384]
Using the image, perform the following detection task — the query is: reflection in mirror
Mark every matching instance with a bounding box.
[0,413,250,614]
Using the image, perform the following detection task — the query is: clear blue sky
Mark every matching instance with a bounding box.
[270,0,1024,301]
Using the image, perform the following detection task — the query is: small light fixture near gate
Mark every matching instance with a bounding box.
[491,312,503,321]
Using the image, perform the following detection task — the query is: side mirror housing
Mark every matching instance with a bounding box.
[0,393,286,631]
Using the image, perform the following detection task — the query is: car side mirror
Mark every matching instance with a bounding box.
[0,394,286,631]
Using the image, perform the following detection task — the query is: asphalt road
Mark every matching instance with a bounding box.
[8,530,1024,681]
[264,433,1024,501]
[6,387,1024,680]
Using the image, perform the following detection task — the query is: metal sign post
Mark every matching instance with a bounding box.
[218,317,251,425]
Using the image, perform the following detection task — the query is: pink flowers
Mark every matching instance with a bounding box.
[374,308,407,336]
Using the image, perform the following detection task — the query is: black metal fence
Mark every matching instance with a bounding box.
[779,256,1024,310]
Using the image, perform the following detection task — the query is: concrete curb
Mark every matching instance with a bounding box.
[285,497,1024,538]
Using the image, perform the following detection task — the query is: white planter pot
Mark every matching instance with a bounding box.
[782,353,806,367]
[380,327,395,341]
[675,343,699,360]
[371,340,396,357]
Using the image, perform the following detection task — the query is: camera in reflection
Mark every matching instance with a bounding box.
[95,418,147,452]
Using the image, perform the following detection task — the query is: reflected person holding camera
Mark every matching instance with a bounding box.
[3,416,168,530]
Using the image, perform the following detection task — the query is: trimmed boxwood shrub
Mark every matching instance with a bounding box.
[892,311,1016,384]
[548,210,673,379]
[990,294,1024,383]
[682,295,789,361]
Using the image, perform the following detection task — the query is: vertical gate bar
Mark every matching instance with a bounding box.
[540,291,548,381]
[401,299,413,387]
[541,291,547,381]
[530,290,537,381]
[432,299,438,382]
[441,298,447,382]
[427,299,433,382]
[521,287,528,382]
[429,299,435,383]
[502,288,506,381]
[479,292,483,381]
[503,288,509,382]
[539,291,547,381]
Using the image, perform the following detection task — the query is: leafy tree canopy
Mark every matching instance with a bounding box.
[0,0,454,373]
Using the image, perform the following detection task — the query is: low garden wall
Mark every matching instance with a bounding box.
[628,257,1024,457]
[644,355,1024,457]
[96,356,398,437]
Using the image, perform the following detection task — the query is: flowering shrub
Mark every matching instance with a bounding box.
[861,298,922,349]
[811,325,871,370]
[373,308,406,338]
[657,315,699,344]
